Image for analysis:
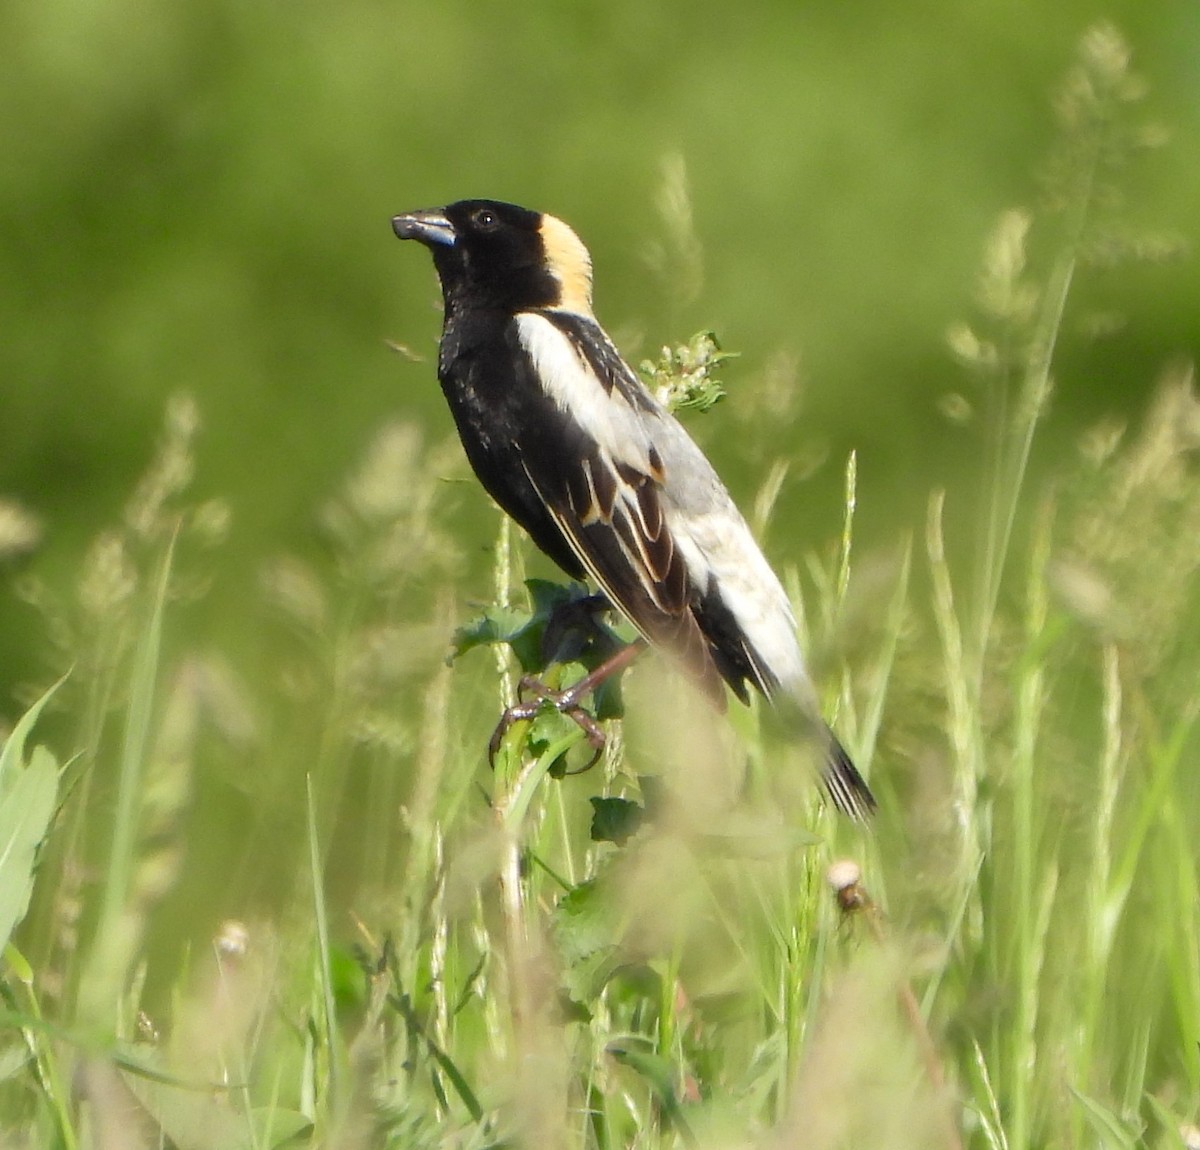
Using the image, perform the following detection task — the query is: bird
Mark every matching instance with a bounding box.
[391,199,875,819]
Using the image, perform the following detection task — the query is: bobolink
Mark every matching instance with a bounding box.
[391,199,875,819]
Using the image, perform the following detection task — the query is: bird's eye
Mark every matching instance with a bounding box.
[473,208,498,230]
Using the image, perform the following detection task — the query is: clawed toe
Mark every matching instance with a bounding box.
[486,640,645,772]
[487,678,609,771]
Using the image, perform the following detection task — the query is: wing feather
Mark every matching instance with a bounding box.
[513,310,725,705]
[523,451,725,706]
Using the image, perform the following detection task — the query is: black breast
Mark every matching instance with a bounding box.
[437,309,588,580]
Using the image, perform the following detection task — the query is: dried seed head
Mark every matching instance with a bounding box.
[260,555,328,634]
[976,210,1036,324]
[190,498,232,548]
[0,499,42,560]
[215,920,250,959]
[78,532,137,617]
[826,859,862,893]
[126,393,200,540]
[827,858,872,915]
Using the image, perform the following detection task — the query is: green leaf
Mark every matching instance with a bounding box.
[556,990,593,1024]
[449,605,532,662]
[527,700,590,777]
[250,1107,314,1147]
[560,947,622,1007]
[638,330,735,416]
[452,579,632,691]
[388,989,485,1123]
[607,1038,676,1094]
[1070,1087,1144,1149]
[528,705,580,750]
[553,880,624,1005]
[0,673,66,797]
[305,774,340,1099]
[589,796,645,845]
[4,942,33,984]
[607,1038,697,1146]
[526,578,581,616]
[0,745,59,953]
[592,671,625,721]
[0,1043,30,1083]
[553,880,618,964]
[425,1040,485,1123]
[121,1065,252,1149]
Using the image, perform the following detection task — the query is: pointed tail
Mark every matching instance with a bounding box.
[823,728,876,820]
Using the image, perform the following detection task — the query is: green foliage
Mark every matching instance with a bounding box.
[451,579,621,675]
[588,795,645,846]
[0,679,62,958]
[639,331,732,415]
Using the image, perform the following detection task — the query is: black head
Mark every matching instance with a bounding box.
[392,199,593,315]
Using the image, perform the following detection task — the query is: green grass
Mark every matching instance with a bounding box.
[0,22,1198,1150]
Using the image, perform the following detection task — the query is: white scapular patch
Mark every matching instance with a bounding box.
[515,311,659,475]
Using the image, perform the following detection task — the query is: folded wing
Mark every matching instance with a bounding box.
[514,310,726,705]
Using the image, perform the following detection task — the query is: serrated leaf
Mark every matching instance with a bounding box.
[448,605,532,662]
[560,947,622,1006]
[526,578,582,616]
[0,748,59,953]
[553,879,625,1005]
[553,879,618,963]
[589,796,645,845]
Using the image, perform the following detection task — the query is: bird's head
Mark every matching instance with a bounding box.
[392,199,594,316]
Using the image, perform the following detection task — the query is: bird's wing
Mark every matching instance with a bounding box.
[510,310,876,820]
[513,309,726,706]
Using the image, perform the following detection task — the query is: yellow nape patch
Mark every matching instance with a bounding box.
[539,214,594,315]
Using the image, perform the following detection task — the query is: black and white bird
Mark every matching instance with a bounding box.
[391,199,875,818]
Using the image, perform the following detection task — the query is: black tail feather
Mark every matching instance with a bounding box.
[824,730,876,821]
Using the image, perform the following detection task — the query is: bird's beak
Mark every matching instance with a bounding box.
[392,210,456,247]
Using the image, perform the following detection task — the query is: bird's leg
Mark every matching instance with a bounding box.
[487,639,646,770]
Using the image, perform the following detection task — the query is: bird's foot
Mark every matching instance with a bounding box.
[487,675,607,773]
[486,640,646,773]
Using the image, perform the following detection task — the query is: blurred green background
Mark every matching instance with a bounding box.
[2,1,1197,925]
